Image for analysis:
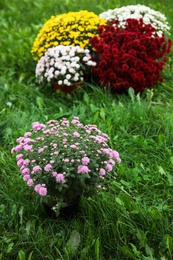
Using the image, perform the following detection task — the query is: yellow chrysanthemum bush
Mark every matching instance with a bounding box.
[31,10,106,60]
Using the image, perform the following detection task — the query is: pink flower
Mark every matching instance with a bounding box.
[56,174,66,183]
[17,159,24,167]
[101,148,110,155]
[24,132,32,137]
[110,151,121,162]
[116,157,121,163]
[71,118,79,124]
[73,132,80,138]
[23,175,31,181]
[43,129,51,134]
[34,184,42,193]
[16,154,23,160]
[63,133,68,136]
[21,168,30,175]
[15,144,23,152]
[77,165,90,174]
[86,129,91,134]
[52,171,57,177]
[11,147,16,154]
[44,164,52,172]
[20,165,25,172]
[54,151,59,155]
[105,163,113,172]
[23,138,35,144]
[32,122,46,131]
[50,160,55,164]
[64,158,69,162]
[38,148,44,153]
[61,119,69,126]
[90,135,106,144]
[82,157,90,165]
[16,137,24,143]
[38,187,47,196]
[99,168,106,176]
[70,144,77,149]
[33,165,42,172]
[27,179,34,186]
[23,159,30,166]
[107,159,115,166]
[23,144,33,152]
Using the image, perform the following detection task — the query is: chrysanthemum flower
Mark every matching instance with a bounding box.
[31,10,106,60]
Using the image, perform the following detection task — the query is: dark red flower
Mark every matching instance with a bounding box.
[90,18,172,94]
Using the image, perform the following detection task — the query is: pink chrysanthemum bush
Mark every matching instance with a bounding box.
[11,117,121,216]
[90,18,172,94]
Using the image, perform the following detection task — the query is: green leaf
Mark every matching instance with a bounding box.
[36,96,44,110]
[28,251,33,260]
[84,92,89,104]
[128,87,135,102]
[100,107,105,120]
[95,238,100,260]
[18,250,26,260]
[65,230,81,256]
[6,243,14,253]
[158,166,167,177]
[19,206,24,225]
[115,197,124,206]
[170,156,173,165]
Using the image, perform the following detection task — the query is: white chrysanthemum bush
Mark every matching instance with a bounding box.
[35,45,96,87]
[99,4,171,37]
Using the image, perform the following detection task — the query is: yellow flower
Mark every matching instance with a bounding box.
[31,10,106,60]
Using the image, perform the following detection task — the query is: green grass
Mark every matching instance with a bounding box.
[0,0,173,259]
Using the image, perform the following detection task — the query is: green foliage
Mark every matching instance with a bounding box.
[0,0,173,259]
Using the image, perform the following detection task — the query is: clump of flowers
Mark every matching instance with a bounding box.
[11,116,121,216]
[31,10,106,60]
[35,45,96,87]
[99,4,171,37]
[90,18,172,94]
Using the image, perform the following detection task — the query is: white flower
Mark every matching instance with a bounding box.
[55,62,60,68]
[48,72,54,79]
[69,68,76,74]
[99,4,170,35]
[69,50,75,56]
[63,79,69,85]
[64,55,70,60]
[61,66,67,75]
[84,49,90,54]
[55,71,59,76]
[83,56,90,62]
[66,74,71,80]
[72,56,80,62]
[73,73,79,81]
[75,64,80,69]
[58,80,63,85]
[86,60,97,66]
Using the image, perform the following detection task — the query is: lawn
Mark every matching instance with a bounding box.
[0,0,173,259]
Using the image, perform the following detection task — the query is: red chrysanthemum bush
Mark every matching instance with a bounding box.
[90,18,172,94]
